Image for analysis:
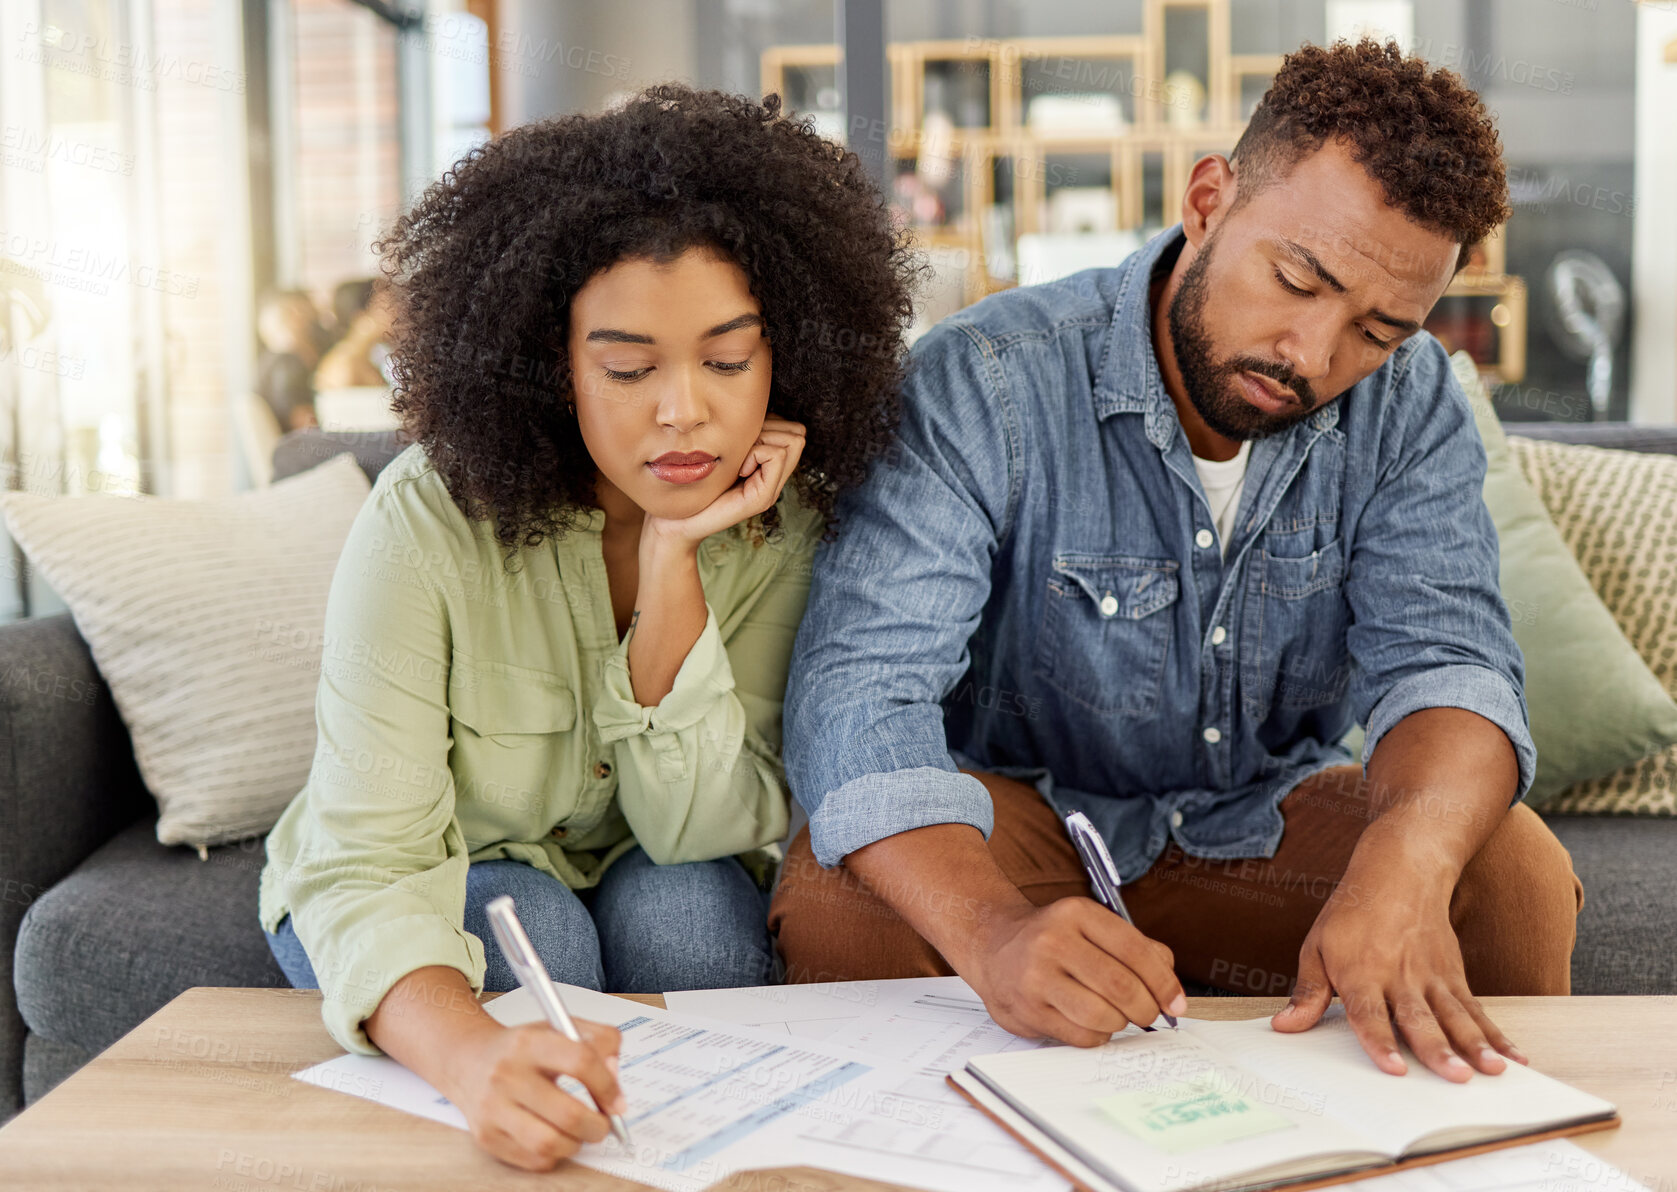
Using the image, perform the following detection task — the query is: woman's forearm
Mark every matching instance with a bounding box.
[363,965,502,1100]
[624,532,707,707]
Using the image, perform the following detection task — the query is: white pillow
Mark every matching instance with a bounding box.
[1,453,372,849]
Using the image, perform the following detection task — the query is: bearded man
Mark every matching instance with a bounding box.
[771,37,1582,1083]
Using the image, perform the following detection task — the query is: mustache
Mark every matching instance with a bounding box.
[1226,357,1317,409]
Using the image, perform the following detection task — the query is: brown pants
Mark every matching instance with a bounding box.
[768,766,1585,996]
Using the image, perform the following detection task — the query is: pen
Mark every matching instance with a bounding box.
[484,895,634,1148]
[1063,810,1179,1029]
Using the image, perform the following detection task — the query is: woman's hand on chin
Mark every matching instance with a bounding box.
[643,417,806,551]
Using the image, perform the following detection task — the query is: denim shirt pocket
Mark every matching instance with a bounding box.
[1035,553,1181,715]
[1240,538,1352,720]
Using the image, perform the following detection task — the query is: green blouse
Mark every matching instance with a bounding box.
[258,442,821,1055]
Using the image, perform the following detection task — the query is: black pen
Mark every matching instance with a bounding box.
[1064,810,1179,1029]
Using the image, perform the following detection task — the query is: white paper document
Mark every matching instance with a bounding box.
[1334,1138,1650,1192]
[293,980,1645,1192]
[666,975,1079,1188]
[662,978,894,1041]
[291,981,1072,1192]
[667,975,1055,1095]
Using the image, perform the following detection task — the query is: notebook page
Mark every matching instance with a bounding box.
[948,1069,1126,1192]
[1181,1009,1615,1156]
[965,1025,1384,1192]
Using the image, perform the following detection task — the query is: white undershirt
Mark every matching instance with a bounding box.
[1192,439,1252,560]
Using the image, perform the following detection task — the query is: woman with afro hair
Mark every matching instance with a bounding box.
[258,84,920,1170]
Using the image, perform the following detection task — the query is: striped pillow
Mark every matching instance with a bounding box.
[1508,435,1677,814]
[0,453,371,848]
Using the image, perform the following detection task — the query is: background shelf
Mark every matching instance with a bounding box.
[764,0,1525,382]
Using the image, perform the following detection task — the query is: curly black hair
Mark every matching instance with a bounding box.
[374,83,923,563]
[1230,38,1510,272]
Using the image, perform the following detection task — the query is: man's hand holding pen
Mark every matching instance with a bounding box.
[965,898,1189,1048]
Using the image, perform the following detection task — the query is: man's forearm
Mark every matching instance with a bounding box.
[836,800,1187,1046]
[1353,706,1520,888]
[841,822,1032,971]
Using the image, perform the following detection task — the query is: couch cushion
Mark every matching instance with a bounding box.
[1454,353,1677,804]
[21,1033,92,1106]
[1545,815,1677,994]
[1503,422,1677,456]
[272,428,406,484]
[0,453,372,848]
[14,821,286,1056]
[1509,436,1677,813]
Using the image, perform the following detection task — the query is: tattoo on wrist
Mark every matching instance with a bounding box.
[627,609,640,641]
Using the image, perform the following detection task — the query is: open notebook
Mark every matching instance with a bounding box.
[948,1007,1618,1192]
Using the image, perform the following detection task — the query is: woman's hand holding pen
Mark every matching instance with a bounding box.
[446,1017,628,1172]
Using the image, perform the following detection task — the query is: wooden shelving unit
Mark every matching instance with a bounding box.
[764,0,1526,383]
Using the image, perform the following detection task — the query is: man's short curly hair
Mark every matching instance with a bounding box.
[374,83,923,562]
[1229,38,1510,273]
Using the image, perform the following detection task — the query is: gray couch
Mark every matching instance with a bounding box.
[5,423,1677,1124]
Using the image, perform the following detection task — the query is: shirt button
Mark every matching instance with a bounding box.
[1195,528,1215,549]
[593,761,612,779]
[1098,594,1119,617]
[1169,809,1184,829]
[1211,625,1227,645]
[1202,726,1222,744]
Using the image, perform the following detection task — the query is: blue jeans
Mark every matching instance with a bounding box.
[264,846,776,994]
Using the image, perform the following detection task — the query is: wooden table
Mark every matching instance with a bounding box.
[0,990,1671,1191]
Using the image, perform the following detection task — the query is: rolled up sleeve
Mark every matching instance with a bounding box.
[267,478,482,1056]
[1346,336,1537,805]
[593,598,792,866]
[785,320,1017,867]
[806,768,997,869]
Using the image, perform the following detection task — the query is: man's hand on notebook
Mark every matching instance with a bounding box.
[1269,707,1532,1082]
[1270,878,1526,1081]
[1268,812,1531,1080]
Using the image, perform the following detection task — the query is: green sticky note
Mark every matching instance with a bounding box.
[1095,1073,1293,1154]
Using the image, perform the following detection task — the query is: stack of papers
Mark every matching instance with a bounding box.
[292,978,1646,1192]
[295,977,1072,1192]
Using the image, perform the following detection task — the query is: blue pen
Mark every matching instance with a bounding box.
[1064,810,1179,1030]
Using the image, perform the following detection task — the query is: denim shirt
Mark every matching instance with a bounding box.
[784,223,1534,879]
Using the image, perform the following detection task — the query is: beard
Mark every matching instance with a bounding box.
[1166,234,1320,442]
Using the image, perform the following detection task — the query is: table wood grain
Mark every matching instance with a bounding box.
[0,990,1670,1191]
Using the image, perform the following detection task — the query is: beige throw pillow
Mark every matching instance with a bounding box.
[1508,436,1677,814]
[1,453,372,848]
[1452,352,1677,805]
